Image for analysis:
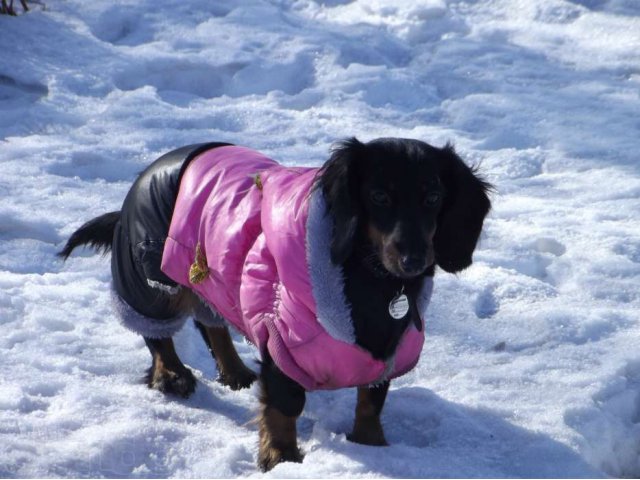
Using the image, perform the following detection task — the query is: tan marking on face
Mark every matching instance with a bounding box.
[367,223,385,249]
[368,223,403,275]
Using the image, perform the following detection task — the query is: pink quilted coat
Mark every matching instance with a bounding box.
[161,146,431,390]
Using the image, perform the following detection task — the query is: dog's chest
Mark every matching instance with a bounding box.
[343,260,421,361]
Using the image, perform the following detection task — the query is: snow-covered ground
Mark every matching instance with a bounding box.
[1,0,639,477]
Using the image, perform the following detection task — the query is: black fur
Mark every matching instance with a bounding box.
[316,137,364,265]
[318,137,492,359]
[194,320,217,360]
[57,211,121,260]
[433,144,493,273]
[260,352,306,418]
[343,255,428,359]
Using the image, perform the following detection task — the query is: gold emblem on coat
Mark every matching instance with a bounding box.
[189,243,209,284]
[253,173,263,190]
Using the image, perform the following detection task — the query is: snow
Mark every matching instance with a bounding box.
[1,0,639,477]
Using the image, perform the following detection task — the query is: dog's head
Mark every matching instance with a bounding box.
[317,137,492,278]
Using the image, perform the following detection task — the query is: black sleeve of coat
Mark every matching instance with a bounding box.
[119,142,233,291]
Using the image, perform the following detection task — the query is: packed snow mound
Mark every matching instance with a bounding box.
[1,0,639,477]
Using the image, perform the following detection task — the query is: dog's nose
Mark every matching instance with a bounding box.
[400,254,426,275]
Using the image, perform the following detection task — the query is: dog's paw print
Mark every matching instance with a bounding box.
[0,73,48,100]
[613,241,640,264]
[475,287,499,319]
[533,237,566,257]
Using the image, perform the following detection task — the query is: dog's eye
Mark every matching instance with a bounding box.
[370,190,392,206]
[424,192,441,206]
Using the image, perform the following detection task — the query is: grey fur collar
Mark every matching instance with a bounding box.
[110,288,187,339]
[305,189,356,344]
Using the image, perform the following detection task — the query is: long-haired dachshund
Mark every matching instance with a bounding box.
[59,137,491,471]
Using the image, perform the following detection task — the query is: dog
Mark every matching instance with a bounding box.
[59,137,492,471]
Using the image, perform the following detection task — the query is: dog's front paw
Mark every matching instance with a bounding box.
[217,365,257,391]
[258,407,304,472]
[347,423,388,446]
[147,366,197,398]
[258,443,303,472]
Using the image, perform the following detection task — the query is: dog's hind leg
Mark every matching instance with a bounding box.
[110,288,195,398]
[257,352,305,471]
[144,337,197,398]
[347,381,390,446]
[195,322,257,390]
[192,298,256,390]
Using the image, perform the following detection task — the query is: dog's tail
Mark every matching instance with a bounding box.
[57,211,121,260]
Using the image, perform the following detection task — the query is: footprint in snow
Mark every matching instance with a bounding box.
[89,4,232,47]
[509,237,567,286]
[565,359,640,478]
[613,241,640,264]
[533,237,566,257]
[0,212,60,244]
[475,287,499,319]
[0,74,48,101]
[46,150,140,182]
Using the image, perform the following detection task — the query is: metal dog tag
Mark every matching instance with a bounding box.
[389,293,409,319]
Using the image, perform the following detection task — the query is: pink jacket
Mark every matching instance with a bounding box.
[161,146,431,390]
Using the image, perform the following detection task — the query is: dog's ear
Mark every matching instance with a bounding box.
[317,137,364,265]
[433,144,492,273]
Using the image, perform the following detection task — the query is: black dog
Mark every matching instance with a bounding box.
[59,137,491,471]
